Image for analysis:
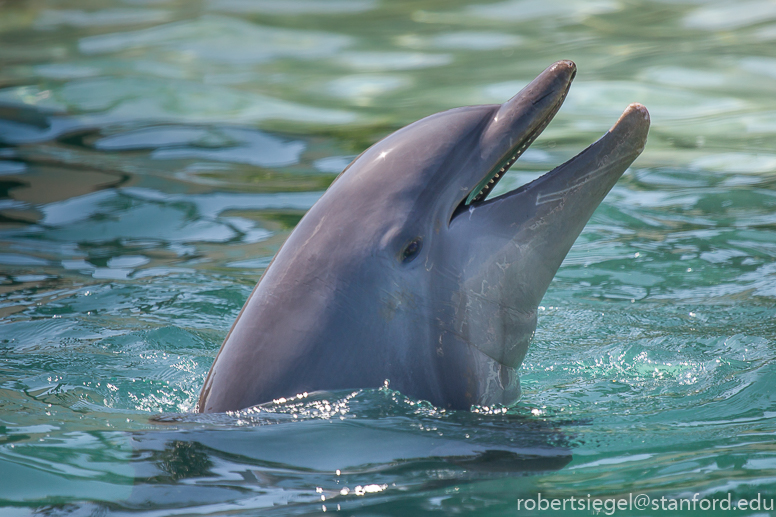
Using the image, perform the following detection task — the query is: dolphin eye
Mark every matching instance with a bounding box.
[400,238,423,263]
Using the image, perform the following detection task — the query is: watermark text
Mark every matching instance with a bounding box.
[516,493,774,514]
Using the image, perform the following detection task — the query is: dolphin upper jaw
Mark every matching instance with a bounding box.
[458,60,576,211]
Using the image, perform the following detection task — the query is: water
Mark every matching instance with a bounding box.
[1,0,776,514]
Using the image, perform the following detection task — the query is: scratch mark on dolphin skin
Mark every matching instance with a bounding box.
[535,157,625,206]
[299,214,328,251]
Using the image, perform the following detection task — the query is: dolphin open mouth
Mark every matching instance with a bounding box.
[453,60,648,223]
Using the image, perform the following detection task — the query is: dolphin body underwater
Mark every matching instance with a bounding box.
[197,61,650,413]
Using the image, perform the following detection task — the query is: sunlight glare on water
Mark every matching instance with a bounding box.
[1,0,776,515]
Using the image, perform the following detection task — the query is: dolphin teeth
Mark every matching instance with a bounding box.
[465,86,566,207]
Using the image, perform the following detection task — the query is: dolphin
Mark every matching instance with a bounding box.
[198,60,649,413]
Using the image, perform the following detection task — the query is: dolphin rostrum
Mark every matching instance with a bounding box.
[198,60,649,413]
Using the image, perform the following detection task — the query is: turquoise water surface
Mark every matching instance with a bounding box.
[2,0,776,515]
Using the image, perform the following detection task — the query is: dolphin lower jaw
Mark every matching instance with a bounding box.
[442,102,650,409]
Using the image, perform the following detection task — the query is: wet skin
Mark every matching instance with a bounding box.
[198,61,650,413]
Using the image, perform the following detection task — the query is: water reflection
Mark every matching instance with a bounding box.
[127,391,574,513]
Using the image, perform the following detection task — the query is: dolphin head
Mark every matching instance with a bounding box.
[198,61,649,413]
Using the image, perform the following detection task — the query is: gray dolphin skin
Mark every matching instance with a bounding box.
[198,60,650,413]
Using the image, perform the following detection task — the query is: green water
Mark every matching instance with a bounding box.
[2,0,776,515]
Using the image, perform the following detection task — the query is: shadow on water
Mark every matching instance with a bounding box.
[123,389,576,514]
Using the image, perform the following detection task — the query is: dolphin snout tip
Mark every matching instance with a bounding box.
[608,103,650,157]
[554,59,576,70]
[549,60,577,81]
[626,102,650,122]
[612,103,651,135]
[550,59,577,80]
